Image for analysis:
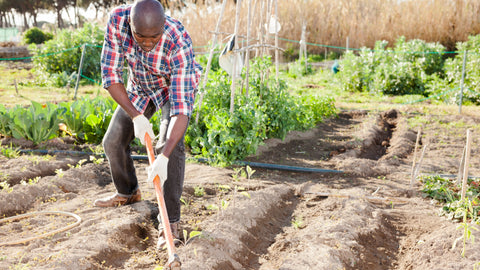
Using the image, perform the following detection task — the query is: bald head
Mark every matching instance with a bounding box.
[131,0,165,33]
[130,0,165,51]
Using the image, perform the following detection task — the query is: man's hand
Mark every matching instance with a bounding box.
[132,114,154,145]
[147,154,169,186]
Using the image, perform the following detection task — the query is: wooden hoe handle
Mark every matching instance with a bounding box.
[144,134,181,269]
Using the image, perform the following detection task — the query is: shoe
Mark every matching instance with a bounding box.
[93,190,141,207]
[156,222,181,250]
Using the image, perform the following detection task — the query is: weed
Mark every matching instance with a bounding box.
[292,216,305,229]
[194,186,205,197]
[217,184,231,193]
[180,197,191,207]
[452,198,479,257]
[55,169,64,178]
[181,229,202,245]
[245,165,256,179]
[0,144,20,158]
[0,181,13,193]
[89,155,104,165]
[206,204,219,211]
[68,159,87,169]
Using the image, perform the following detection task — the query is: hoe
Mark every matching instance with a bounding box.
[145,134,181,270]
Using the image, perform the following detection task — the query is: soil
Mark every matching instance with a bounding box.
[1,108,480,269]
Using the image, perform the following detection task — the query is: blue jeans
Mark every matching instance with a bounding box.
[103,101,185,223]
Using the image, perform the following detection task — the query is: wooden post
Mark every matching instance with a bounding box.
[413,143,428,184]
[458,50,467,114]
[300,22,307,71]
[244,0,252,97]
[74,43,86,100]
[456,146,466,186]
[14,79,18,95]
[410,127,422,189]
[274,0,279,82]
[230,0,241,114]
[256,0,265,58]
[195,0,227,124]
[460,129,473,201]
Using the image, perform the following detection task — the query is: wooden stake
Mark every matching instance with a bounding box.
[461,129,473,201]
[195,0,227,124]
[14,78,18,95]
[230,0,241,114]
[274,0,279,82]
[410,127,422,188]
[456,145,466,186]
[413,143,429,185]
[244,0,252,97]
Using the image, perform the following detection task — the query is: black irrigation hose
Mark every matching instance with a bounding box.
[17,149,344,174]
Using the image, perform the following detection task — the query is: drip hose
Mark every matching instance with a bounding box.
[0,211,82,246]
[18,149,344,173]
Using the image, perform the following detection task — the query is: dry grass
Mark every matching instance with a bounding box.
[174,0,480,54]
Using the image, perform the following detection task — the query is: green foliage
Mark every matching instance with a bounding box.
[337,37,446,96]
[421,175,480,221]
[443,35,480,105]
[196,52,221,72]
[0,97,116,145]
[286,58,314,79]
[58,96,117,144]
[9,101,66,145]
[31,23,104,86]
[186,56,336,165]
[0,104,14,137]
[0,144,20,158]
[23,27,53,44]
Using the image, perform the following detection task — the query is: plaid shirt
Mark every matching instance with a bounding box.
[101,5,202,116]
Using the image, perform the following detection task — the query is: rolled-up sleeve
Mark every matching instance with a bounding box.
[168,44,202,117]
[101,11,125,89]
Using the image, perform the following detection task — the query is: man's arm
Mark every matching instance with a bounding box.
[162,114,188,158]
[107,83,141,119]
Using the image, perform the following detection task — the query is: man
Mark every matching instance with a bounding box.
[94,0,202,247]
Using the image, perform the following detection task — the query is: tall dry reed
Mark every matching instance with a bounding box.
[173,0,480,55]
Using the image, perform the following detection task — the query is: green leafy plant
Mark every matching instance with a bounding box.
[0,181,12,193]
[194,186,205,197]
[9,101,66,145]
[451,199,479,257]
[90,155,104,165]
[337,37,446,97]
[181,229,202,245]
[187,56,336,165]
[58,96,117,144]
[55,169,64,178]
[0,144,20,158]
[292,216,305,229]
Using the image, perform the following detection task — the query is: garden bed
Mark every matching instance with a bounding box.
[1,108,480,269]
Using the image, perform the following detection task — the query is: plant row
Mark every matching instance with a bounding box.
[0,57,336,164]
[0,97,117,146]
[337,35,480,104]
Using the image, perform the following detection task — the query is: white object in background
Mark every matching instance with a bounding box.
[267,15,281,34]
[219,34,243,78]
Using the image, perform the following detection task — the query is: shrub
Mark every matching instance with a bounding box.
[186,56,336,165]
[443,35,480,104]
[31,23,104,86]
[337,37,446,96]
[23,27,53,44]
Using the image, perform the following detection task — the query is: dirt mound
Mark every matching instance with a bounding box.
[1,109,480,269]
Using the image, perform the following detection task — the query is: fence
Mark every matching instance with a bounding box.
[0,28,19,43]
[0,35,478,112]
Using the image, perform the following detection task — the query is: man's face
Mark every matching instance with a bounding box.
[131,24,164,52]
